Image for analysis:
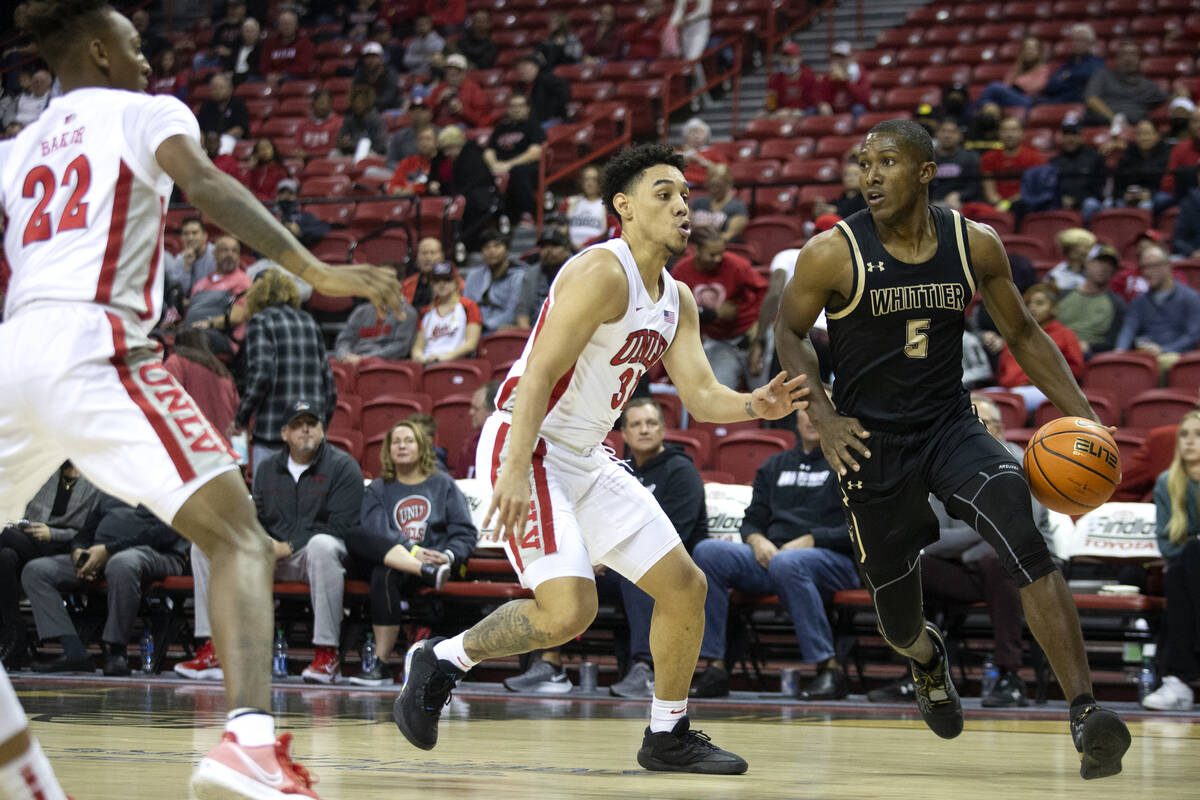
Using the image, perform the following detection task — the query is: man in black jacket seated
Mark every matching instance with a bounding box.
[690,403,858,699]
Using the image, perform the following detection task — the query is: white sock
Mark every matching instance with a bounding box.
[225,710,275,747]
[0,740,69,800]
[649,696,688,733]
[432,633,476,673]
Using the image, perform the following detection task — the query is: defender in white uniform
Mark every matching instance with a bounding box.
[395,144,807,773]
[0,4,401,800]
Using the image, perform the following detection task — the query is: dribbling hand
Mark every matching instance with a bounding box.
[749,372,809,420]
[483,467,532,545]
[307,262,406,320]
[815,414,871,476]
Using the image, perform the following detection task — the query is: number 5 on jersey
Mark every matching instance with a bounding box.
[21,156,92,246]
[905,318,930,359]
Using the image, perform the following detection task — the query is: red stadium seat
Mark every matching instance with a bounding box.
[952,3,1004,23]
[1020,209,1083,242]
[653,393,684,430]
[854,111,909,135]
[917,64,972,88]
[664,429,712,469]
[976,23,1027,43]
[707,140,760,160]
[431,394,477,471]
[779,158,841,184]
[329,396,362,432]
[742,217,806,263]
[235,82,274,98]
[715,432,790,484]
[326,430,364,465]
[1168,352,1200,389]
[728,160,780,186]
[1089,208,1152,254]
[1125,389,1199,429]
[300,175,351,198]
[1083,352,1160,414]
[257,117,301,139]
[599,61,648,82]
[330,361,356,396]
[311,232,354,263]
[1140,55,1194,79]
[700,470,737,484]
[926,26,973,47]
[1003,235,1056,261]
[357,362,423,399]
[814,135,860,159]
[856,50,898,70]
[1028,21,1071,41]
[361,394,433,441]
[349,229,409,266]
[1027,104,1084,129]
[895,48,947,68]
[478,330,531,365]
[554,63,599,83]
[742,117,799,142]
[979,390,1029,430]
[1052,0,1103,16]
[758,138,816,161]
[315,39,355,59]
[303,157,353,177]
[881,86,941,111]
[1034,391,1120,428]
[795,114,853,136]
[972,62,1014,84]
[570,82,615,103]
[949,45,1000,65]
[797,184,843,210]
[352,200,412,231]
[867,68,917,89]
[279,80,319,97]
[422,360,492,399]
[876,29,922,49]
[962,205,1016,235]
[1002,1,1053,20]
[752,186,800,216]
[614,81,664,137]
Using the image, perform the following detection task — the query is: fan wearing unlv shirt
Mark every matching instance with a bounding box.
[411,261,482,364]
[394,144,807,774]
[0,4,402,799]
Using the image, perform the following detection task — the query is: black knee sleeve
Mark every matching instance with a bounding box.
[862,557,925,650]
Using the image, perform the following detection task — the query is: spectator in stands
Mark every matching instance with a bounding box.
[24,495,190,676]
[1112,119,1171,210]
[515,228,573,329]
[486,94,545,225]
[430,0,467,32]
[670,0,713,98]
[1047,228,1097,293]
[429,126,498,250]
[1084,39,1170,126]
[429,53,490,128]
[1173,176,1200,257]
[976,35,1050,112]
[293,90,341,158]
[813,160,867,220]
[402,237,446,309]
[964,103,1003,153]
[625,0,671,60]
[1115,244,1200,371]
[347,420,476,685]
[1141,411,1200,711]
[464,230,527,334]
[179,400,361,684]
[412,261,482,363]
[353,41,402,112]
[337,84,388,156]
[678,117,728,185]
[233,271,337,473]
[995,283,1085,412]
[166,216,217,296]
[164,328,239,435]
[690,165,749,243]
[245,137,288,202]
[938,81,971,130]
[459,9,498,69]
[671,225,767,389]
[766,41,819,117]
[1165,97,1195,146]
[197,73,248,140]
[816,40,869,117]
[270,178,329,248]
[260,9,314,82]
[536,13,583,69]
[1056,244,1126,357]
[0,465,99,669]
[931,118,981,209]
[13,68,50,126]
[185,235,251,352]
[130,7,167,61]
[225,16,263,85]
[386,96,436,168]
[345,0,382,41]
[211,0,247,64]
[407,413,450,474]
[564,165,607,248]
[690,402,856,699]
[514,54,570,128]
[387,125,438,196]
[1161,107,1200,200]
[580,3,622,64]
[148,48,187,99]
[981,117,1046,211]
[1052,119,1106,221]
[403,13,445,75]
[1039,23,1103,105]
[334,297,417,366]
[454,380,501,479]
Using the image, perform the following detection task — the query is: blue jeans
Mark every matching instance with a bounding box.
[977,82,1033,110]
[692,538,859,663]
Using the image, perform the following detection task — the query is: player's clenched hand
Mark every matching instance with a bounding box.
[749,372,809,420]
[815,414,871,476]
[307,262,406,320]
[483,467,532,545]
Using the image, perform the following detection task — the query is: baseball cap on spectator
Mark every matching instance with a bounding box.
[1136,229,1162,246]
[1087,243,1120,267]
[362,41,384,57]
[1061,119,1082,135]
[831,41,853,57]
[1170,97,1196,114]
[781,42,801,56]
[445,54,468,70]
[276,178,299,194]
[431,261,457,281]
[537,228,573,250]
[286,400,322,426]
[814,213,842,232]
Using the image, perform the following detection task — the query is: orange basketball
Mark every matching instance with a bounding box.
[1023,417,1122,515]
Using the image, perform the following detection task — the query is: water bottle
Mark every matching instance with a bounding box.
[1138,643,1157,702]
[272,630,289,679]
[981,654,999,697]
[361,633,377,674]
[140,630,155,674]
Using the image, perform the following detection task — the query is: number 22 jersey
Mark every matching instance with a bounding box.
[496,238,681,451]
[0,88,200,341]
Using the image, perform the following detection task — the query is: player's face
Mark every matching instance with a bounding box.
[389,426,419,468]
[622,405,664,456]
[857,134,931,221]
[621,164,690,256]
[1178,415,1200,465]
[104,11,151,92]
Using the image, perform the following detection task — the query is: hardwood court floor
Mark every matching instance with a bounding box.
[14,676,1199,800]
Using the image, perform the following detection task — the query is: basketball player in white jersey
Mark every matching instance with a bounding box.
[0,4,402,799]
[394,144,808,772]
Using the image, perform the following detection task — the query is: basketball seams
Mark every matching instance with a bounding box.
[1033,440,1119,488]
[1025,445,1099,513]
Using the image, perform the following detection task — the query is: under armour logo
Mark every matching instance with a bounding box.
[866,261,885,272]
[846,480,863,489]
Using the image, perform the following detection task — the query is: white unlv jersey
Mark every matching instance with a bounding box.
[0,88,200,340]
[496,238,680,450]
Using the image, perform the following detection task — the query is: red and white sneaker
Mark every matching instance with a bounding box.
[190,732,320,799]
[175,640,224,681]
[300,648,340,684]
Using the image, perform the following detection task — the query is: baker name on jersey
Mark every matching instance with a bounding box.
[869,282,966,317]
[137,363,235,456]
[610,329,669,369]
[41,126,85,157]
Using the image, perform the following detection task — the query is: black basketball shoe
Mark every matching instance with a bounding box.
[909,622,963,739]
[393,637,461,750]
[1071,704,1131,779]
[636,716,748,774]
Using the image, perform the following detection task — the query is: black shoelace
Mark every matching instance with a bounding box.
[423,671,457,713]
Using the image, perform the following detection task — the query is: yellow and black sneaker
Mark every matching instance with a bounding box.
[1071,703,1131,779]
[909,622,963,739]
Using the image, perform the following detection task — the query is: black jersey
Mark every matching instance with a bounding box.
[826,205,976,432]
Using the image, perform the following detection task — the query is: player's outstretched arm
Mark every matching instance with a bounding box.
[482,251,628,542]
[970,221,1096,422]
[154,134,403,318]
[663,286,808,424]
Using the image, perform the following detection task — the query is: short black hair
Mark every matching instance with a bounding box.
[479,228,507,246]
[23,0,114,61]
[180,215,205,232]
[602,143,688,217]
[864,118,936,163]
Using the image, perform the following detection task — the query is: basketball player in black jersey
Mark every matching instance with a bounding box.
[775,120,1131,780]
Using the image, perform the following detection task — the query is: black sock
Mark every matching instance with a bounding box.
[1070,693,1097,712]
[60,635,86,661]
[106,641,126,658]
[917,649,941,672]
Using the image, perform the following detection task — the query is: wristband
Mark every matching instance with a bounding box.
[410,544,421,558]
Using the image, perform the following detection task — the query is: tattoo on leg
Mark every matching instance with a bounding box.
[463,600,555,660]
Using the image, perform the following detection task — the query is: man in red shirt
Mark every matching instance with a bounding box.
[295,90,342,159]
[670,225,767,389]
[1161,107,1200,197]
[387,125,437,195]
[981,116,1046,209]
[816,40,869,116]
[767,42,819,115]
[259,9,314,83]
[429,53,492,128]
